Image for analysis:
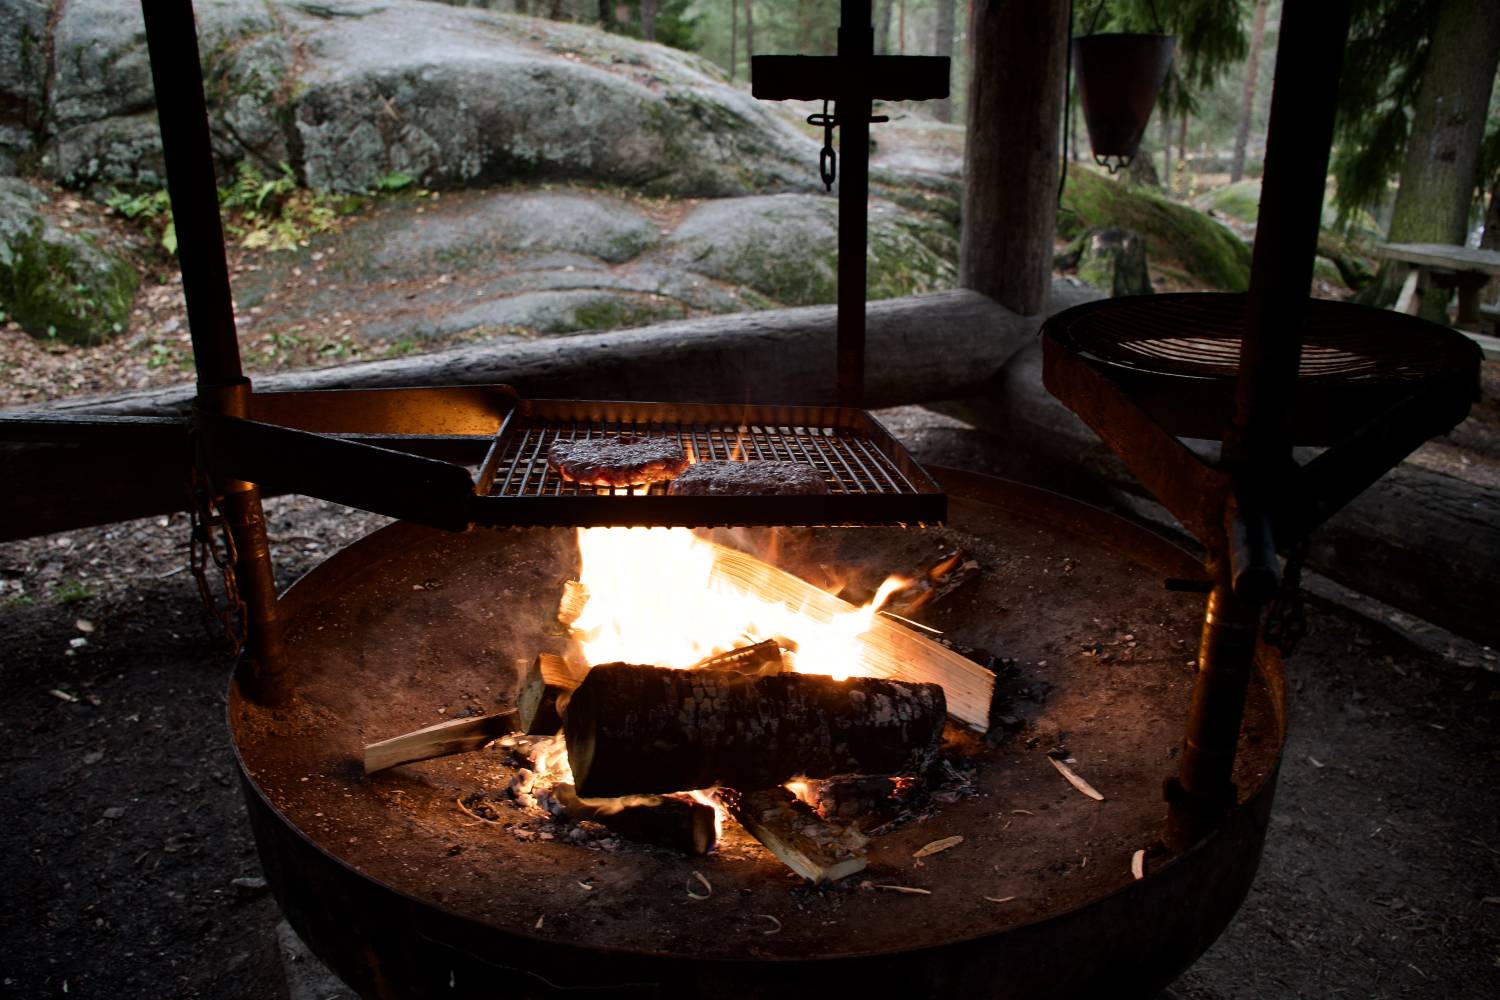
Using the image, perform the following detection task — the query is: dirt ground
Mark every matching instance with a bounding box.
[0,405,1496,999]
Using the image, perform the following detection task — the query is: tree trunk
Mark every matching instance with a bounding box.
[1230,0,1270,183]
[933,0,956,123]
[1159,104,1171,186]
[641,0,655,41]
[898,0,907,54]
[597,0,611,30]
[1482,171,1500,306]
[744,0,754,61]
[876,0,893,55]
[1384,0,1500,320]
[729,0,738,80]
[1177,106,1189,196]
[960,0,1069,315]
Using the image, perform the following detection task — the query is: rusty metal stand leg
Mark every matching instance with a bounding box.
[1166,576,1262,848]
[143,0,289,704]
[1166,0,1352,849]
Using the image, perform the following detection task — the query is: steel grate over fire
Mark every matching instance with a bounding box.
[472,398,947,528]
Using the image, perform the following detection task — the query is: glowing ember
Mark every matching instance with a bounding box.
[571,527,909,681]
[529,735,574,786]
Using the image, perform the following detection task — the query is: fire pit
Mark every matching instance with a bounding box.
[232,468,1285,998]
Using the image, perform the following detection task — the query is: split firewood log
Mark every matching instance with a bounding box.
[717,785,867,883]
[515,653,591,735]
[363,710,518,774]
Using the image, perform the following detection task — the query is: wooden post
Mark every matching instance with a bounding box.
[960,0,1069,316]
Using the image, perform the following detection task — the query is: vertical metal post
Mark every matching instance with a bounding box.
[836,0,873,407]
[1169,0,1352,846]
[141,0,290,704]
[1228,0,1353,478]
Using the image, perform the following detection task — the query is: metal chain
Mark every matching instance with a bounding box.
[807,100,838,191]
[1263,536,1310,656]
[189,465,248,657]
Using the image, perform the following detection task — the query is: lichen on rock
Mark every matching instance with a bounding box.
[0,178,139,345]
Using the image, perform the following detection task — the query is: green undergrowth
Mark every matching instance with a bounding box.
[104,164,417,257]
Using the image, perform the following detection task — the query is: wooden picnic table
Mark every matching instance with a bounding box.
[1376,241,1500,328]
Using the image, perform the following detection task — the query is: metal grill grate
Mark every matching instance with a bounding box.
[473,399,944,528]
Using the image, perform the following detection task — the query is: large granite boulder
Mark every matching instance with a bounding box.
[19,0,820,197]
[0,0,49,174]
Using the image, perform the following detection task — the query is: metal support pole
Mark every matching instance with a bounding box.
[1168,0,1352,846]
[141,0,289,704]
[836,0,873,407]
[1227,0,1353,480]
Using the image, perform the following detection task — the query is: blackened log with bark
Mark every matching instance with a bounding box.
[550,783,717,855]
[565,664,945,797]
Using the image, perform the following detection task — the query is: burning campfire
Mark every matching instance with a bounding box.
[368,528,994,882]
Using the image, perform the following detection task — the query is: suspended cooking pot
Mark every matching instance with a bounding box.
[1072,33,1176,173]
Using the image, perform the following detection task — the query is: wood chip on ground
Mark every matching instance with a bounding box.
[1049,756,1105,801]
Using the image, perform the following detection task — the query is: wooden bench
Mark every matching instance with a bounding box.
[1378,242,1500,360]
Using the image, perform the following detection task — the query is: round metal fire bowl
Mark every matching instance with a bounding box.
[231,468,1286,999]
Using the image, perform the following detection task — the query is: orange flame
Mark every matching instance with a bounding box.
[570,528,909,681]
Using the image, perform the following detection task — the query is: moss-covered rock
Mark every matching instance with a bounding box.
[0,178,138,344]
[1061,166,1251,291]
[661,193,956,307]
[1202,179,1262,224]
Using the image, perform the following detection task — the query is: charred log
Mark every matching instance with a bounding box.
[549,783,718,856]
[717,786,867,883]
[798,774,924,831]
[565,664,946,797]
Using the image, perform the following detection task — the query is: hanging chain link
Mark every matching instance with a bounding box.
[807,100,839,191]
[189,464,248,657]
[1263,535,1310,656]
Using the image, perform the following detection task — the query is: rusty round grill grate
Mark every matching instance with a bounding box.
[1056,293,1473,383]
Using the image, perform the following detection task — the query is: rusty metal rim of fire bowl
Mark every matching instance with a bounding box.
[230,468,1285,999]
